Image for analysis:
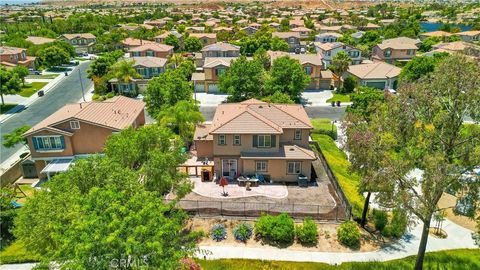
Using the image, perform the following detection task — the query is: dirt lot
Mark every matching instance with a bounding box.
[437,193,478,231]
[188,218,386,252]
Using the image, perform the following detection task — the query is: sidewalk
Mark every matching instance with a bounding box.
[197,218,477,264]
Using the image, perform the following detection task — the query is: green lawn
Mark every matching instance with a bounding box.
[19,82,48,97]
[26,74,59,79]
[0,103,17,114]
[326,93,351,103]
[0,241,40,265]
[311,118,337,134]
[198,249,480,270]
[312,134,364,219]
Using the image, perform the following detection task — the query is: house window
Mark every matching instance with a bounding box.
[350,51,359,58]
[294,129,301,140]
[33,136,64,151]
[146,51,155,57]
[304,66,312,75]
[233,135,241,146]
[70,120,80,130]
[218,134,226,145]
[258,135,271,148]
[384,49,392,57]
[255,161,268,172]
[407,49,415,55]
[289,37,295,44]
[287,161,301,174]
[215,68,226,76]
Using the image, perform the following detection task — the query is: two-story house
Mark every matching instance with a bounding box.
[200,42,240,58]
[119,38,156,50]
[0,46,36,69]
[128,43,174,58]
[189,33,217,46]
[23,96,145,179]
[372,37,420,64]
[192,57,237,93]
[109,57,167,95]
[58,33,96,54]
[314,42,362,67]
[268,51,333,90]
[456,31,480,43]
[343,61,401,90]
[291,27,313,39]
[315,32,342,43]
[194,99,315,182]
[154,30,183,47]
[272,32,302,52]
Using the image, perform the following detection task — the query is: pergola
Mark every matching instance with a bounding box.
[40,158,74,180]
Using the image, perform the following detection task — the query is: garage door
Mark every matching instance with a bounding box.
[365,81,386,89]
[194,83,205,92]
[207,83,219,93]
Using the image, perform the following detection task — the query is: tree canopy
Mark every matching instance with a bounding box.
[183,36,203,52]
[0,66,22,105]
[265,56,310,102]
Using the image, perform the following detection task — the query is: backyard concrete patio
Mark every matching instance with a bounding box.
[190,177,288,199]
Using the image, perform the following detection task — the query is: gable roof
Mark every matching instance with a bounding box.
[209,99,312,134]
[203,57,237,68]
[377,37,420,50]
[24,96,145,137]
[201,42,240,52]
[132,56,167,68]
[272,32,301,39]
[347,61,401,79]
[128,43,173,52]
[268,51,323,66]
[26,36,55,45]
[60,33,96,40]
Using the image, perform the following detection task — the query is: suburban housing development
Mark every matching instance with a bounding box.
[0,1,479,270]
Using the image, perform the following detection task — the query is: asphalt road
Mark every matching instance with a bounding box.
[0,61,93,163]
[200,105,346,122]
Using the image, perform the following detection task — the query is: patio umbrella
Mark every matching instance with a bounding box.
[219,176,228,196]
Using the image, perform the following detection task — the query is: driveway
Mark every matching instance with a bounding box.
[0,61,92,164]
[301,90,333,106]
[194,92,228,107]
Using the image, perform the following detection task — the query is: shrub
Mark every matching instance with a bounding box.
[0,209,17,248]
[342,76,356,93]
[389,208,408,238]
[210,224,227,242]
[233,222,253,242]
[337,221,361,248]
[295,218,318,245]
[255,213,295,244]
[106,92,115,98]
[373,209,388,232]
[92,93,100,100]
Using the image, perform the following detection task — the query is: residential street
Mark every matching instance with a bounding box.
[0,61,92,164]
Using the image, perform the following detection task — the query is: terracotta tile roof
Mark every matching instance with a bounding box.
[210,99,312,134]
[291,27,313,32]
[194,123,213,140]
[0,46,25,55]
[60,33,96,40]
[121,37,155,47]
[457,30,480,36]
[272,32,301,39]
[420,31,452,37]
[132,56,167,68]
[128,43,173,52]
[203,57,237,68]
[347,61,401,79]
[201,42,240,52]
[316,32,343,38]
[189,33,217,39]
[377,37,420,50]
[24,96,145,136]
[26,36,55,45]
[268,51,323,66]
[433,41,479,52]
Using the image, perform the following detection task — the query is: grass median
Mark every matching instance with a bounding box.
[19,82,48,97]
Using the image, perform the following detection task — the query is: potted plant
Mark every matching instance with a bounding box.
[331,101,336,107]
[336,100,341,107]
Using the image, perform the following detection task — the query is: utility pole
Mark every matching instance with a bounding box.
[78,69,86,102]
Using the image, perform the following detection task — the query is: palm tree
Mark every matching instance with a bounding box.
[330,51,351,90]
[158,100,204,146]
[109,60,141,83]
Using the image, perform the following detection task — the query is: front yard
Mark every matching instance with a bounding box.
[19,82,48,97]
[326,93,351,103]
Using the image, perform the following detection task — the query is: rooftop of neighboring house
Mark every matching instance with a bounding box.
[59,33,96,40]
[314,42,356,52]
[0,46,26,55]
[128,43,174,52]
[193,122,213,141]
[267,51,323,66]
[291,27,313,32]
[26,36,55,45]
[213,27,233,32]
[209,99,312,135]
[420,31,452,37]
[432,41,479,52]
[457,30,480,36]
[203,57,238,68]
[131,56,167,67]
[272,32,301,39]
[316,32,343,38]
[201,42,240,52]
[121,37,156,47]
[347,61,401,79]
[189,33,217,39]
[24,96,145,137]
[377,37,420,50]
[155,31,182,39]
[318,25,342,32]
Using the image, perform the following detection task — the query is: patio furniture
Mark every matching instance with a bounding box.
[237,176,248,187]
[298,174,309,187]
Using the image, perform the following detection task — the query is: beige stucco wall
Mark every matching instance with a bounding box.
[242,159,312,182]
[195,140,213,158]
[213,134,281,156]
[279,129,310,148]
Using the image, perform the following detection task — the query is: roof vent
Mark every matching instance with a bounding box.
[289,147,295,151]
[259,105,263,108]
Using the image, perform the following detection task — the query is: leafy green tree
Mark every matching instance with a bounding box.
[183,36,203,52]
[2,125,30,148]
[419,37,441,52]
[37,45,70,68]
[165,34,180,51]
[144,69,193,117]
[158,100,205,145]
[399,54,447,82]
[270,37,289,51]
[342,75,357,93]
[14,156,197,269]
[0,67,22,105]
[87,56,116,79]
[261,91,294,104]
[219,56,265,102]
[12,66,30,86]
[175,59,196,80]
[346,86,385,121]
[265,56,310,102]
[253,47,271,70]
[330,51,351,89]
[108,60,141,83]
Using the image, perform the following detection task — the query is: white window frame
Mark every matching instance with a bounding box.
[257,135,271,148]
[70,120,80,130]
[287,161,302,175]
[35,136,63,151]
[218,134,226,145]
[255,161,268,172]
[294,129,301,140]
[233,134,241,146]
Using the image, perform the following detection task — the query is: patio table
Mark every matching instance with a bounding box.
[237,176,248,186]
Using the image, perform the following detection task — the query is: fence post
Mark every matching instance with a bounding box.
[220,201,223,217]
[335,206,338,221]
[292,203,295,214]
[197,200,200,217]
[244,202,246,218]
[317,205,320,217]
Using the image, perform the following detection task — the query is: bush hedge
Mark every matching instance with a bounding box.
[255,213,295,244]
[337,221,361,248]
[233,222,253,242]
[373,209,388,232]
[295,218,318,245]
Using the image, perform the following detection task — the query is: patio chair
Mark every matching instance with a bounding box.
[257,174,265,183]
